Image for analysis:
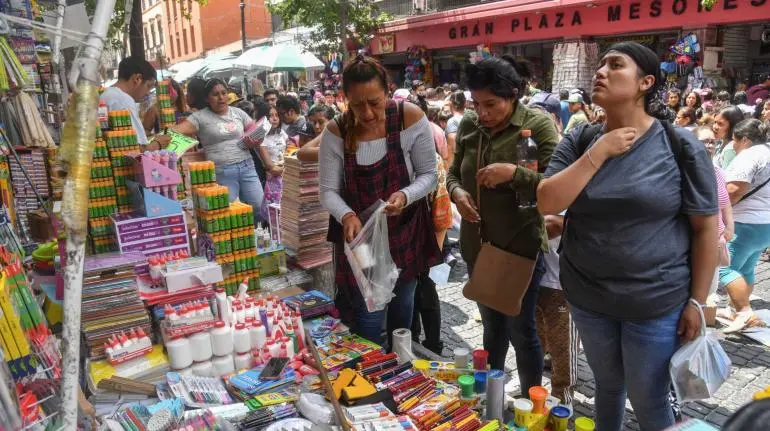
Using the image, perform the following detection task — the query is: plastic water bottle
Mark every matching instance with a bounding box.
[517,129,538,208]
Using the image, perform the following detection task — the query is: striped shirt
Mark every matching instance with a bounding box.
[715,166,729,238]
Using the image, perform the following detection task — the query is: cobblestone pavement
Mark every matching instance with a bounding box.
[430,252,770,430]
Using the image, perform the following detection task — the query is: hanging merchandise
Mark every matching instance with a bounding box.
[3,91,54,147]
[469,43,493,64]
[671,33,701,58]
[404,45,433,87]
[0,37,31,91]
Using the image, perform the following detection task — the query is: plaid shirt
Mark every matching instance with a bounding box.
[334,100,440,293]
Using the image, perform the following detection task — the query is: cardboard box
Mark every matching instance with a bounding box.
[162,261,223,293]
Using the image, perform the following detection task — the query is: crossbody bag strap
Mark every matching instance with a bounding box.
[739,169,770,204]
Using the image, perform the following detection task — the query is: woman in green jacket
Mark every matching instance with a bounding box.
[445,56,560,394]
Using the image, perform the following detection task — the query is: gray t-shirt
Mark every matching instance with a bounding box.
[187,107,253,166]
[544,121,718,319]
[100,87,148,145]
[445,114,463,136]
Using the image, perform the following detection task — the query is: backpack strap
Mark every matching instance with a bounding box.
[558,120,686,254]
[575,123,605,156]
[659,120,685,170]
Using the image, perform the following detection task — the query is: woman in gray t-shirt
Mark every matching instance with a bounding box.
[165,78,263,223]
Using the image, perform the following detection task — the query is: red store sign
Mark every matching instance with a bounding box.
[372,0,770,53]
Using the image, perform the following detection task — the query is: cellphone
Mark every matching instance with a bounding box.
[260,357,290,380]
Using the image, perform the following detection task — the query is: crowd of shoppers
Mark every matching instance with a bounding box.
[125,46,770,431]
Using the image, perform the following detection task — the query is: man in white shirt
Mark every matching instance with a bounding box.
[99,56,157,149]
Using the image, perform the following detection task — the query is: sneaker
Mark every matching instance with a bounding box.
[724,312,766,333]
[543,353,552,371]
[669,390,682,422]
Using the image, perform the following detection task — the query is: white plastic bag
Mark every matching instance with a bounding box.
[670,301,732,403]
[344,200,400,312]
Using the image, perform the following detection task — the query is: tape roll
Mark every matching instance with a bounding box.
[392,328,416,363]
[486,369,505,422]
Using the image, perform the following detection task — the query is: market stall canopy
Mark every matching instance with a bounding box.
[157,69,173,80]
[172,59,204,82]
[234,44,324,72]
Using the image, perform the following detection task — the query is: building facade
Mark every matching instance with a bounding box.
[199,0,272,55]
[141,0,167,67]
[164,0,205,64]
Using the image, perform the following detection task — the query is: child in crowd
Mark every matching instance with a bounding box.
[535,214,578,403]
[259,106,289,220]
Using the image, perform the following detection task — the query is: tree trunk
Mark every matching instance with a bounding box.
[129,0,144,58]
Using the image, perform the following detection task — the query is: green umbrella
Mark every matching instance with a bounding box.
[234,44,324,72]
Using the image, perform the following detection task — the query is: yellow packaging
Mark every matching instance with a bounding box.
[413,359,472,382]
[0,276,30,356]
[0,307,21,359]
[525,412,550,431]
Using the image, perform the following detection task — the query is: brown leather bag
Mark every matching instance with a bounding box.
[462,136,537,317]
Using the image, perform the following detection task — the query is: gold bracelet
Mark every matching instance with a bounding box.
[586,148,600,170]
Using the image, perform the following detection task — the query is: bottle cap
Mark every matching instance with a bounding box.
[235,323,245,330]
[215,321,225,328]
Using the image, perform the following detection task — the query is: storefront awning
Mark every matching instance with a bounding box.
[372,0,770,54]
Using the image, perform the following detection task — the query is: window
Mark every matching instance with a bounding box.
[151,22,157,47]
[182,28,188,55]
[188,0,192,12]
[157,20,163,44]
[172,0,177,17]
[144,28,150,46]
[165,0,171,22]
[176,33,181,58]
[169,34,175,58]
[190,25,196,52]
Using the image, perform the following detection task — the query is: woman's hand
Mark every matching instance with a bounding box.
[384,191,407,216]
[342,213,362,242]
[268,165,284,178]
[723,228,733,242]
[593,127,637,162]
[153,134,172,149]
[476,163,516,188]
[452,188,480,223]
[678,302,703,343]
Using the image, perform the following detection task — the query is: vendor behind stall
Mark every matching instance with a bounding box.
[100,57,157,148]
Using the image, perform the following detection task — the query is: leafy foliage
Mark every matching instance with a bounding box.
[269,0,390,56]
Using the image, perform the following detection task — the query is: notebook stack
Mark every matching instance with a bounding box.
[279,156,332,269]
[81,253,151,360]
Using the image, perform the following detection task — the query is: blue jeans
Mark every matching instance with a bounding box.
[570,303,685,431]
[719,222,770,286]
[354,278,418,349]
[215,158,264,225]
[475,253,545,394]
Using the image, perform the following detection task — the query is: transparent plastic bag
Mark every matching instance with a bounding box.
[670,301,732,403]
[344,200,401,312]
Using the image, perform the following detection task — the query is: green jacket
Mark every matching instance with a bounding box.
[446,104,560,267]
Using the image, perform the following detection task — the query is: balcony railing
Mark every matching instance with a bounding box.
[376,0,492,18]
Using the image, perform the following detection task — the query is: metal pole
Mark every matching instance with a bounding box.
[51,0,66,67]
[59,0,116,427]
[240,0,247,52]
